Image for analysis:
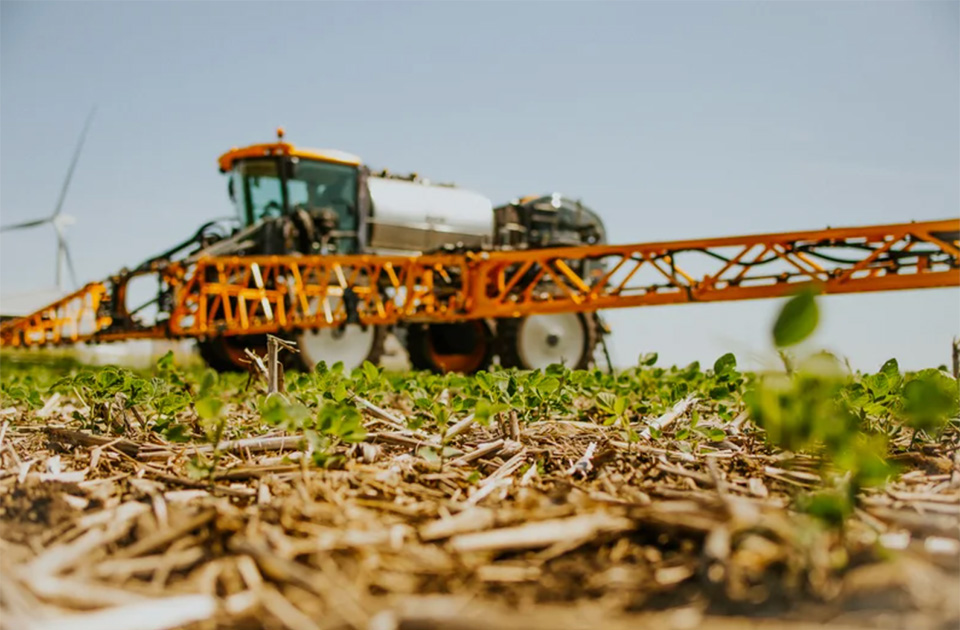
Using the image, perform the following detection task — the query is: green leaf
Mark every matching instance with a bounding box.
[639,352,658,367]
[162,424,190,443]
[361,361,379,383]
[311,450,343,468]
[880,358,900,381]
[419,446,441,464]
[185,456,211,480]
[336,408,367,443]
[705,427,726,442]
[198,369,218,398]
[745,370,858,453]
[455,397,477,412]
[613,396,627,417]
[97,368,126,392]
[155,392,189,416]
[50,375,76,392]
[195,397,224,421]
[545,364,567,377]
[332,382,349,402]
[537,377,560,395]
[260,397,310,428]
[708,386,731,399]
[844,433,895,487]
[798,489,852,527]
[156,351,174,370]
[260,396,286,424]
[597,391,617,414]
[475,399,508,425]
[901,369,959,432]
[713,352,737,376]
[27,390,43,409]
[772,289,819,347]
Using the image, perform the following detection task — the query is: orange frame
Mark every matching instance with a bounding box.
[2,218,957,348]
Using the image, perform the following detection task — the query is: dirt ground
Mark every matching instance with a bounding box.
[1,398,958,630]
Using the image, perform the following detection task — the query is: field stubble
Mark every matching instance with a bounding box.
[0,343,958,630]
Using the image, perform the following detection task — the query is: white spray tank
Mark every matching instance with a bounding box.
[364,175,494,254]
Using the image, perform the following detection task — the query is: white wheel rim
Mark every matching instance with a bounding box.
[297,325,376,371]
[516,313,586,369]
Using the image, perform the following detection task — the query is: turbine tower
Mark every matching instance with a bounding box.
[0,107,96,292]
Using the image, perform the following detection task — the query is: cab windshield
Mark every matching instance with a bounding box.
[230,158,359,233]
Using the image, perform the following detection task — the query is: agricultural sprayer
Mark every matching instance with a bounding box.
[2,130,958,373]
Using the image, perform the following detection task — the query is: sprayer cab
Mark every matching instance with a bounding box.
[217,130,495,258]
[218,129,364,254]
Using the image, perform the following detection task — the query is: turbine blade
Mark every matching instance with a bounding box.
[0,218,50,232]
[51,105,97,219]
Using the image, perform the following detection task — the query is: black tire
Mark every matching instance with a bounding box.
[496,312,599,371]
[405,324,434,372]
[196,336,255,373]
[406,321,494,374]
[196,334,298,373]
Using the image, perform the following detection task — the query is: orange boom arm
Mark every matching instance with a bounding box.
[2,218,957,348]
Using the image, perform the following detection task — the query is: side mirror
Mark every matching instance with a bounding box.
[227,178,235,201]
[284,160,296,180]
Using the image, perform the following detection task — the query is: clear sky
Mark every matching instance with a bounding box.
[1,1,957,372]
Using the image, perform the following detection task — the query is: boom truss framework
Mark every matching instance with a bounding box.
[2,219,958,348]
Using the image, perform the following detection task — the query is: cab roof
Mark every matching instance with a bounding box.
[218,129,362,172]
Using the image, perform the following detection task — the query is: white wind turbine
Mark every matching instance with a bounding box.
[1,107,96,293]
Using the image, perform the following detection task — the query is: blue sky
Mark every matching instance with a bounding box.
[1,1,957,371]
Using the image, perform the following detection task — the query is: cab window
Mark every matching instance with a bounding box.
[230,158,359,233]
